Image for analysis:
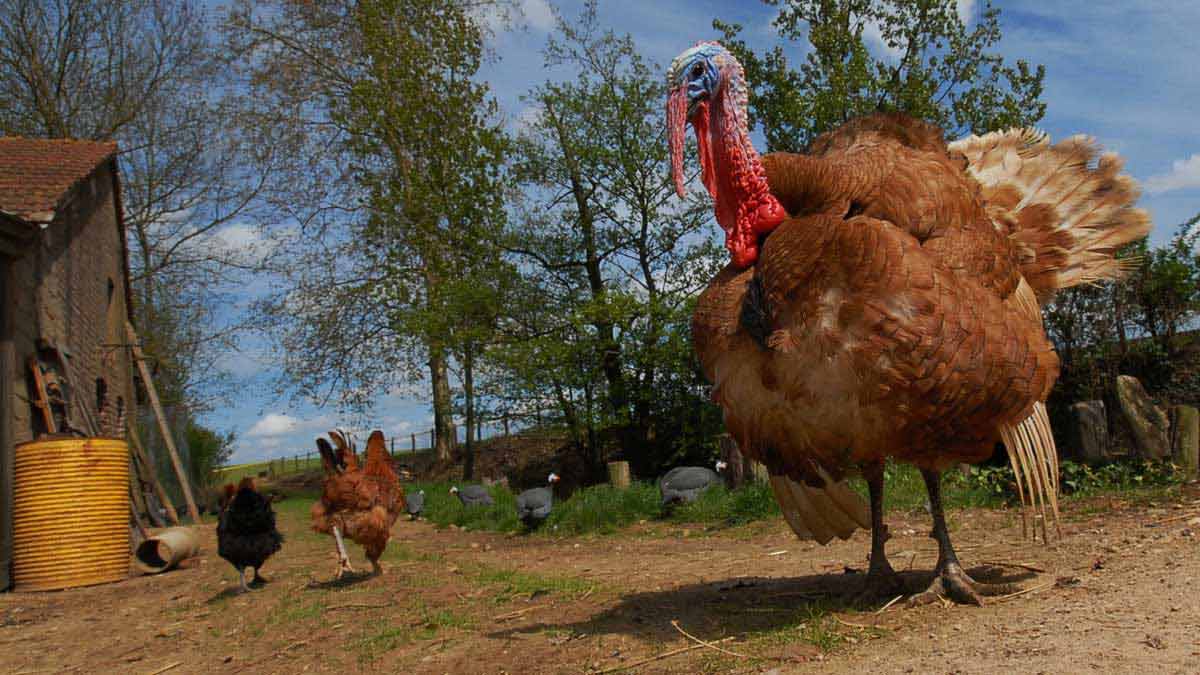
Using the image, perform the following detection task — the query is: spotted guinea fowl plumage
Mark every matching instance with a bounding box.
[451,484,493,507]
[516,473,560,526]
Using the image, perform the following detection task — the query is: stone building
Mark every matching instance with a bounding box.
[0,138,136,591]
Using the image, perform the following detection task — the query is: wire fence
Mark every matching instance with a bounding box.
[214,411,551,482]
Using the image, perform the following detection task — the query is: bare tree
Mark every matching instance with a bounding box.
[0,0,280,411]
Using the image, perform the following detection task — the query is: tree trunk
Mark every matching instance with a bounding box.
[429,345,454,461]
[462,346,476,481]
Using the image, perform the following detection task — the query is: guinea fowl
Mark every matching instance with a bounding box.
[406,490,425,519]
[516,473,561,527]
[217,477,283,593]
[667,41,1150,605]
[659,461,727,507]
[450,484,494,507]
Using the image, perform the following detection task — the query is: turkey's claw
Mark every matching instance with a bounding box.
[907,561,1016,607]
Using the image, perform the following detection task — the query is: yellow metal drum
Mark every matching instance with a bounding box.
[12,437,130,591]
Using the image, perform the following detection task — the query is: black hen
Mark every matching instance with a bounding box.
[217,477,283,593]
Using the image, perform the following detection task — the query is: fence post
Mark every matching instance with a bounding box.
[503,416,509,437]
[411,433,416,452]
[607,461,631,489]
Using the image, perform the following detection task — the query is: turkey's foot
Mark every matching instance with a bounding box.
[251,569,270,586]
[369,559,383,577]
[850,566,906,607]
[907,561,1015,607]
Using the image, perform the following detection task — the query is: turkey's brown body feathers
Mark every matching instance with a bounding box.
[695,113,1061,482]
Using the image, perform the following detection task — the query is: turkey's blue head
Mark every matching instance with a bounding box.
[667,41,783,269]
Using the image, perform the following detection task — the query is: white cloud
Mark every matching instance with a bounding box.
[520,0,555,32]
[475,0,555,35]
[246,412,299,438]
[1145,154,1200,194]
[957,0,976,25]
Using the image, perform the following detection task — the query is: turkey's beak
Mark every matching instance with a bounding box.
[668,85,689,198]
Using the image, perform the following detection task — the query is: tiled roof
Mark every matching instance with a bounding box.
[0,137,118,223]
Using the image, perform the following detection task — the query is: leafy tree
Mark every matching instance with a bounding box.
[229,0,510,461]
[186,422,235,486]
[714,0,1046,151]
[506,3,724,474]
[1125,218,1200,358]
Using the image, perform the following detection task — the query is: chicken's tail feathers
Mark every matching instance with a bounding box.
[315,437,344,474]
[328,430,359,471]
[769,470,870,545]
[998,401,1061,544]
[220,483,236,511]
[363,430,397,481]
[950,129,1150,303]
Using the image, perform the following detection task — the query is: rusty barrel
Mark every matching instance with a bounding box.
[12,437,130,591]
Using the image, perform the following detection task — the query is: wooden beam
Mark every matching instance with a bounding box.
[125,321,200,523]
[127,427,179,526]
[26,355,56,434]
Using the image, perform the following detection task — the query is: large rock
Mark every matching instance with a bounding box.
[1170,405,1199,480]
[1115,375,1171,460]
[1068,400,1112,463]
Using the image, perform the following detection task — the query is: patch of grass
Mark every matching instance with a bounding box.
[670,482,780,525]
[410,481,523,533]
[352,600,472,662]
[469,564,598,603]
[542,482,661,535]
[408,479,785,537]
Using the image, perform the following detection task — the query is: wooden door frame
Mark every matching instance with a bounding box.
[0,255,12,590]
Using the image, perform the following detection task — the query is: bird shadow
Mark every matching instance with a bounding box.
[303,572,376,591]
[486,565,1035,645]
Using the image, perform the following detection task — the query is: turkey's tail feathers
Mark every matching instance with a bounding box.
[998,402,1061,544]
[950,129,1151,302]
[769,470,870,545]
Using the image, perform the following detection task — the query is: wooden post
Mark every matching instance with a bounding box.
[126,321,201,523]
[128,427,180,525]
[411,433,416,452]
[503,416,510,437]
[607,461,631,489]
[717,434,745,489]
[429,429,435,450]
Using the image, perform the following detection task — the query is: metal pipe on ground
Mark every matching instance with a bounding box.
[134,527,200,574]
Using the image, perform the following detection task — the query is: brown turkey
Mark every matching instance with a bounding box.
[667,41,1150,605]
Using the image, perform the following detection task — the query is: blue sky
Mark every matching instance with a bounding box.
[203,0,1200,465]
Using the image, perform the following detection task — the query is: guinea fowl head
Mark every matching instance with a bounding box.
[714,460,728,472]
[547,472,561,484]
[667,41,785,268]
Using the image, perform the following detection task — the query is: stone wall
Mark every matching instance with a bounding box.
[7,162,135,444]
[2,163,134,590]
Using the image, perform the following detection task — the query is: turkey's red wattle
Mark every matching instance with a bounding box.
[691,79,785,269]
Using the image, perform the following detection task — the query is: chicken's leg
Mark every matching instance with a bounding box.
[332,525,355,579]
[237,567,250,594]
[852,461,903,605]
[908,468,1015,606]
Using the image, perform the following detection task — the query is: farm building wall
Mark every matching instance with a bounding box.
[0,161,134,591]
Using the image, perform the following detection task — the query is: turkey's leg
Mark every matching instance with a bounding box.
[237,568,250,594]
[252,567,269,585]
[852,461,904,604]
[908,468,1015,606]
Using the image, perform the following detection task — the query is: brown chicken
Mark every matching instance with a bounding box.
[311,429,405,579]
[667,42,1150,605]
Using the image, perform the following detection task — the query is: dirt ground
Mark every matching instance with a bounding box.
[2,485,1199,675]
